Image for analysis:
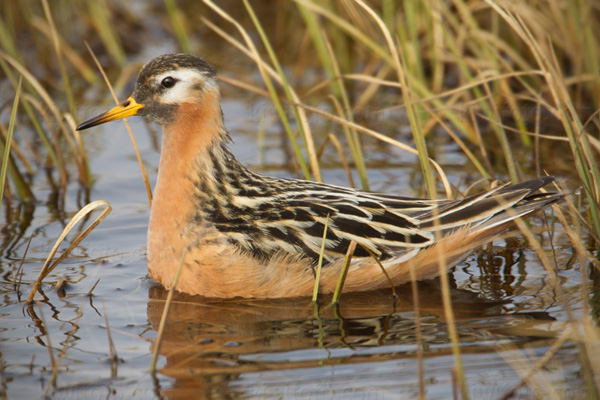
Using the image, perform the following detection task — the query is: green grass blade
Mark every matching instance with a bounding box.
[163,0,191,53]
[0,15,19,61]
[41,0,76,118]
[297,4,369,189]
[331,241,356,304]
[203,0,313,180]
[353,0,436,196]
[242,0,317,180]
[312,215,330,302]
[0,76,22,214]
[0,57,64,181]
[85,0,126,66]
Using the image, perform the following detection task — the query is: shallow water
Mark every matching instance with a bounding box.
[0,3,597,399]
[1,95,592,399]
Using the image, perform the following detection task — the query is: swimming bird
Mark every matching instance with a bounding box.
[77,53,561,298]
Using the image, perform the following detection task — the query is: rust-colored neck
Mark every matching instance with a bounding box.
[146,90,224,278]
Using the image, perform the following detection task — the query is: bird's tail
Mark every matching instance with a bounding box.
[420,176,562,234]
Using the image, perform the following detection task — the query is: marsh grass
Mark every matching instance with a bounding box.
[13,234,32,300]
[0,76,22,211]
[204,0,319,181]
[331,241,357,304]
[298,3,370,189]
[85,43,153,206]
[163,0,191,54]
[102,302,120,378]
[201,1,599,396]
[312,215,330,302]
[26,200,112,303]
[1,0,599,397]
[243,0,321,181]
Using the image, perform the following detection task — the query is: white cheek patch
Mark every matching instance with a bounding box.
[154,69,217,104]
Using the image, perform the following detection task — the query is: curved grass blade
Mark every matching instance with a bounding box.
[27,200,112,303]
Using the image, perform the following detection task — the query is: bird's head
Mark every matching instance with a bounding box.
[77,53,219,130]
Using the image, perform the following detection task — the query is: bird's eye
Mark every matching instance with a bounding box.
[161,77,176,89]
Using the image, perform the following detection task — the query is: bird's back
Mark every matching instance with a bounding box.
[196,159,561,268]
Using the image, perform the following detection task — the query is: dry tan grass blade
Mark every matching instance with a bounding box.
[27,200,112,303]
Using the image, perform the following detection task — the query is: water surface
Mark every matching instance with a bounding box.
[0,3,595,399]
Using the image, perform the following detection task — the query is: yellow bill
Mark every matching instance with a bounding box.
[76,97,144,131]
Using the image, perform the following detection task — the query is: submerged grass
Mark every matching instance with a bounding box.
[150,250,187,374]
[102,302,119,378]
[33,298,57,397]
